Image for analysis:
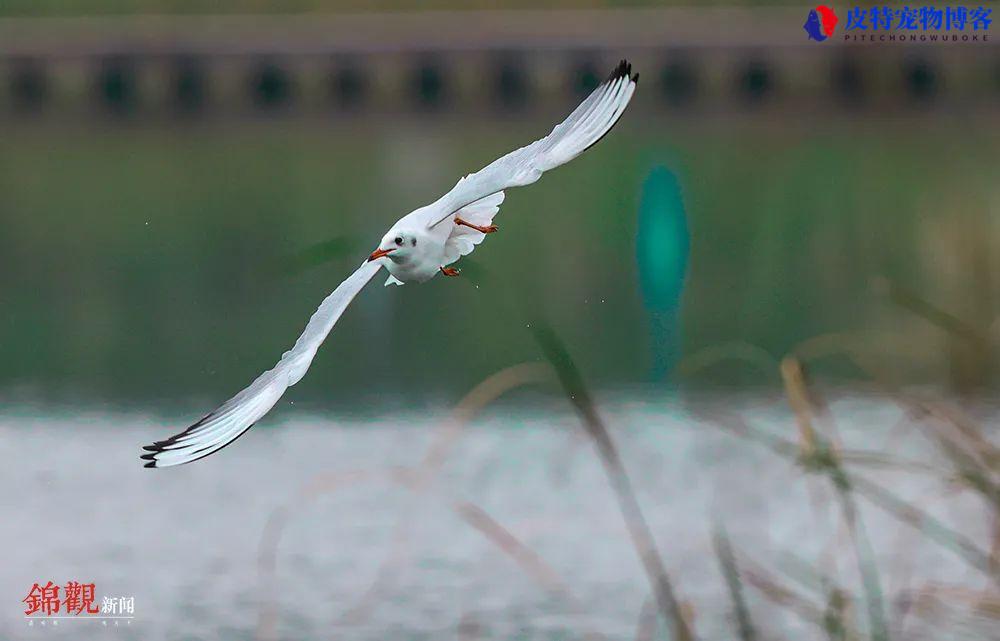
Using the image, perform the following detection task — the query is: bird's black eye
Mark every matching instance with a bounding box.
[394,237,403,245]
[411,238,417,247]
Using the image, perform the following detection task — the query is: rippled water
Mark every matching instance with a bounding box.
[2,396,996,640]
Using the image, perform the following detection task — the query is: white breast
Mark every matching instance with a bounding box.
[384,235,446,284]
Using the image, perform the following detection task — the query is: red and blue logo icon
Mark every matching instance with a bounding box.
[804,5,840,41]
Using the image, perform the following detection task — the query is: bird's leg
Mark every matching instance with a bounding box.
[454,217,498,234]
[440,266,461,277]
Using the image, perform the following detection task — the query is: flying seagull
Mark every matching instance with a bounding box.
[141,60,638,468]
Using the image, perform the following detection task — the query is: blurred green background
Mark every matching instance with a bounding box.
[3,117,997,405]
[0,3,997,407]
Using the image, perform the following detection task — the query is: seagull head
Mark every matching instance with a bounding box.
[368,228,420,264]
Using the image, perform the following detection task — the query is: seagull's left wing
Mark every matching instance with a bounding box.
[419,60,638,231]
[141,260,381,468]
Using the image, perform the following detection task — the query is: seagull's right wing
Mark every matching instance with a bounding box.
[141,260,382,468]
[418,60,638,230]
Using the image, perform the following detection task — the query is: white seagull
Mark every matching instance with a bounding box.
[142,60,638,468]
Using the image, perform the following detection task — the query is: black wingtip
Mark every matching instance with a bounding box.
[632,72,640,84]
[140,450,159,468]
[606,59,632,84]
[138,409,217,464]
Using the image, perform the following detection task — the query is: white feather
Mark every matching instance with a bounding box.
[441,191,505,266]
[416,61,638,231]
[141,261,381,467]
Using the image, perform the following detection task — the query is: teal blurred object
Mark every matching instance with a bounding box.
[636,165,689,380]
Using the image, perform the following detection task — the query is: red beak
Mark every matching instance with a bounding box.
[367,247,396,262]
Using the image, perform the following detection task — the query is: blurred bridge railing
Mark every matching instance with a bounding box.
[1,9,997,119]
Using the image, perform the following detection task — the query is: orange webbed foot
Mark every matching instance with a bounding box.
[440,266,460,277]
